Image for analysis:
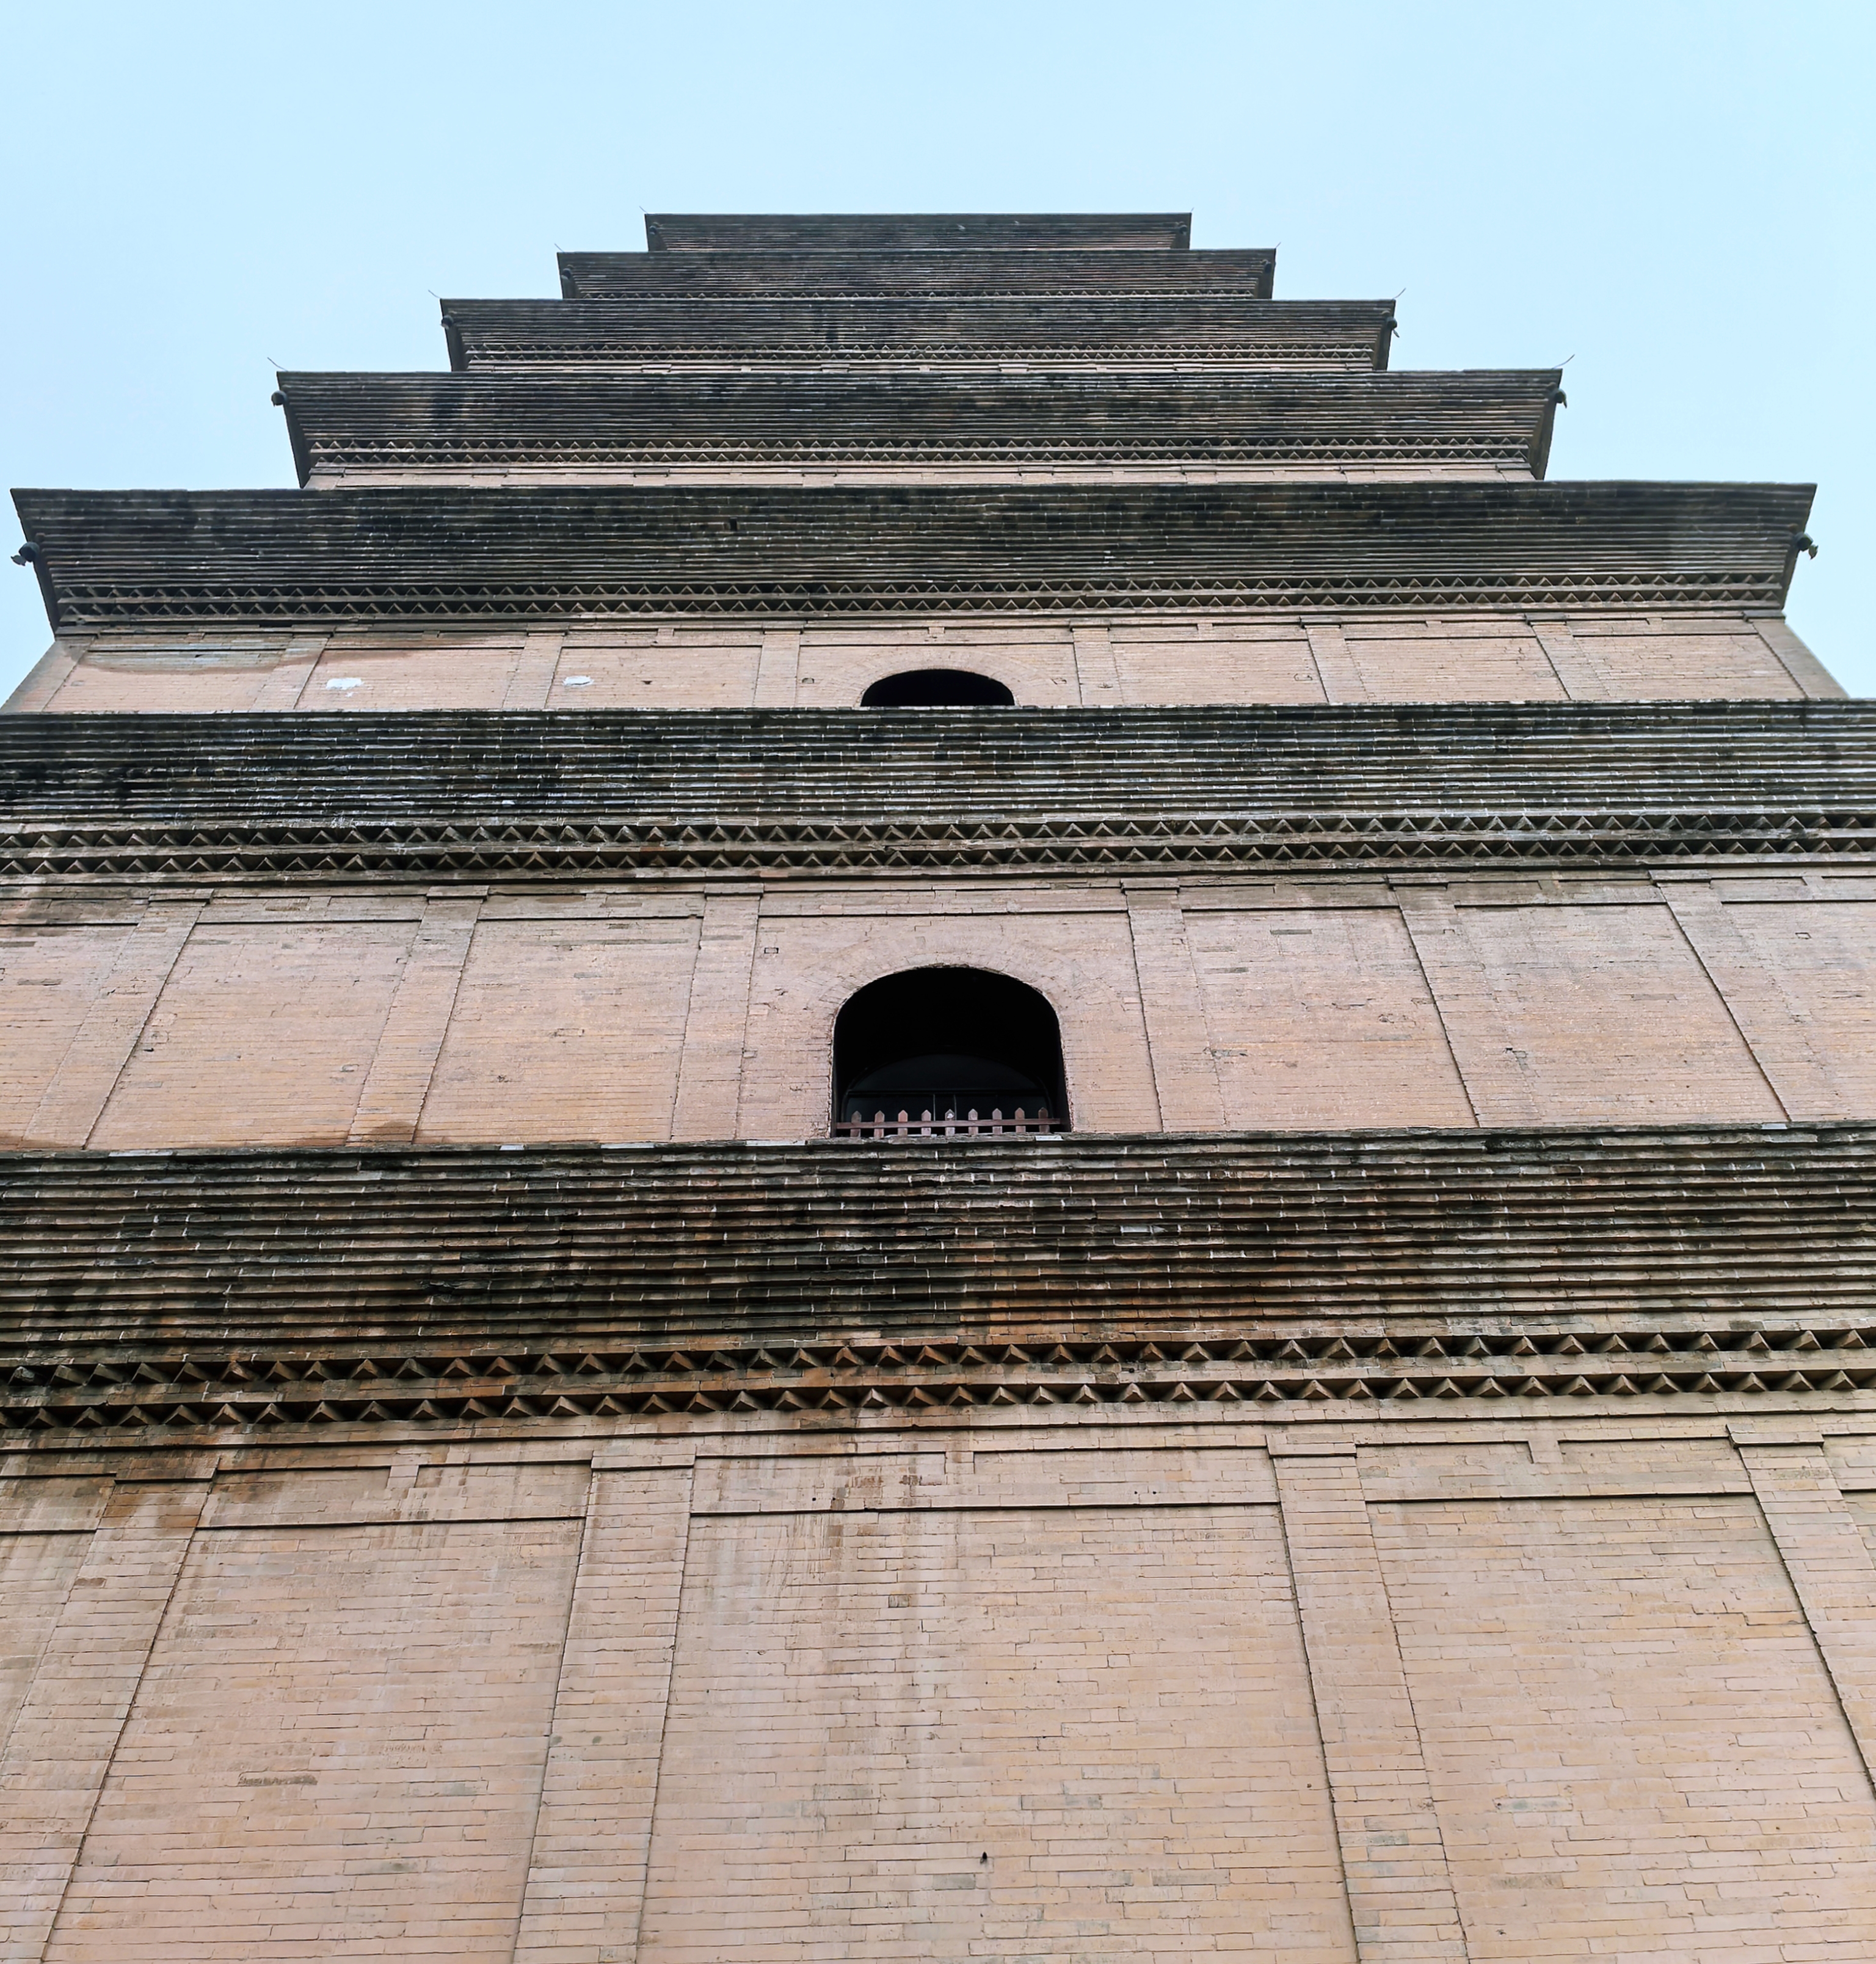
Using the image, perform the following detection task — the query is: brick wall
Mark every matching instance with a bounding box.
[6,872,1871,1149]
[5,1409,1876,1961]
[6,608,1842,714]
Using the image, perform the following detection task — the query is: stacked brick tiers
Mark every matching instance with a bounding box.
[4,212,1875,1963]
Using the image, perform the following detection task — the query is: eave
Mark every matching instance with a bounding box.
[274,368,1563,486]
[1,700,1864,883]
[12,481,1816,630]
[438,298,1397,373]
[556,248,1276,299]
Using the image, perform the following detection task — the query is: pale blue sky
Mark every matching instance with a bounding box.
[2,0,1869,696]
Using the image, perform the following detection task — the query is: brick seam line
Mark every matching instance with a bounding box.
[1296,616,1332,702]
[402,897,485,1146]
[1354,1452,1477,1964]
[1660,879,1848,1119]
[28,899,205,1150]
[30,1471,216,1964]
[1655,885,1791,1122]
[1525,619,1574,698]
[1267,1446,1362,1954]
[260,629,331,711]
[720,892,763,1141]
[0,1499,112,1772]
[615,1466,696,1964]
[1121,893,1168,1133]
[508,1459,600,1959]
[1391,890,1484,1128]
[1733,1437,1876,1801]
[660,905,708,1142]
[1272,1446,1474,1964]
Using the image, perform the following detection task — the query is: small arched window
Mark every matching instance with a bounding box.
[832,966,1067,1140]
[860,669,1015,707]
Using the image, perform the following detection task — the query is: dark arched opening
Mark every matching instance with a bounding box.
[833,967,1067,1138]
[860,669,1015,707]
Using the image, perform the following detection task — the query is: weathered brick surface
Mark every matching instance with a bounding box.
[0,1417,1871,1961]
[514,1464,694,1963]
[0,918,136,1145]
[1372,1489,1876,1960]
[1274,1448,1466,1962]
[7,616,1845,710]
[86,915,415,1151]
[0,1475,213,1961]
[638,1498,1353,1961]
[3,876,1871,1149]
[42,1510,582,1961]
[1189,901,1475,1130]
[2,1125,1872,1356]
[0,1478,104,1743]
[417,912,699,1146]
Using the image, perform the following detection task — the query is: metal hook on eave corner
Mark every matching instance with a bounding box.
[10,542,36,567]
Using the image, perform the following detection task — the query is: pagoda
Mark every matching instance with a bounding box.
[3,211,1875,1962]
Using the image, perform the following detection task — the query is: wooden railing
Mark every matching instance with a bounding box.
[832,1105,1059,1141]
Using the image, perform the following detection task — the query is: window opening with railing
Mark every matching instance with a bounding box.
[831,967,1067,1140]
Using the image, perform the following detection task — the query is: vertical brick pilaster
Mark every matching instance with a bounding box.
[24,898,205,1147]
[1392,887,1522,1126]
[752,628,801,706]
[0,1475,213,1964]
[250,630,332,710]
[515,1463,695,1963]
[1124,882,1224,1132]
[1755,617,1847,700]
[1660,882,1840,1119]
[351,890,484,1144]
[1528,618,1607,700]
[1304,622,1367,704]
[1734,1436,1876,1786]
[671,889,760,1140]
[502,630,568,710]
[1,639,88,714]
[1071,624,1123,705]
[1273,1447,1470,1964]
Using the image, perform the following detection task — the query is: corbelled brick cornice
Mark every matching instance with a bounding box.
[640,212,1196,252]
[440,296,1395,369]
[12,481,1813,629]
[0,702,1866,881]
[278,369,1559,483]
[557,247,1274,298]
[2,1127,1872,1435]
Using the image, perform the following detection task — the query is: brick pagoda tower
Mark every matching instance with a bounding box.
[4,213,1875,1962]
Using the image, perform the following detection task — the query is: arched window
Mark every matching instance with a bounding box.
[860,669,1015,707]
[832,966,1067,1139]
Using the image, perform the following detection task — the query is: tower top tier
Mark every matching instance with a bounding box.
[644,213,1193,253]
